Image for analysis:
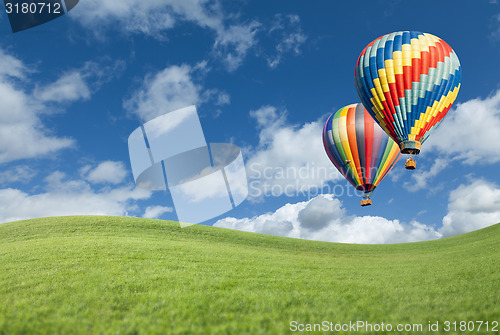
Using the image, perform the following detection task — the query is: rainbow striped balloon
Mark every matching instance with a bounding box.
[323,104,401,198]
[354,31,461,154]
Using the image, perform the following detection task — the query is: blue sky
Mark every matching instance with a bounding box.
[1,0,500,243]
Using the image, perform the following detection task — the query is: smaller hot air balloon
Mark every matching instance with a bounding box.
[323,103,401,206]
[354,31,461,170]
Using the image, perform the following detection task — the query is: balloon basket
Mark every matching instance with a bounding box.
[400,140,421,155]
[405,156,416,170]
[360,199,372,207]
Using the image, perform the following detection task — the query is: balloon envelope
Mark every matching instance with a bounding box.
[323,103,401,198]
[354,31,461,154]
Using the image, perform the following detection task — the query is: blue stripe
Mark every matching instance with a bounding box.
[393,33,403,52]
[384,40,394,61]
[402,31,411,46]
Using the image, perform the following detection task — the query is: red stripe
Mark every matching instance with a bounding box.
[364,109,374,183]
[420,51,430,75]
[436,40,445,63]
[379,99,399,141]
[346,107,363,183]
[429,45,438,68]
[411,57,421,83]
[383,90,398,120]
[395,73,405,98]
[440,39,453,58]
[388,82,400,107]
[403,66,412,90]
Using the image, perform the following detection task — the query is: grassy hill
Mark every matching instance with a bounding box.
[0,216,498,334]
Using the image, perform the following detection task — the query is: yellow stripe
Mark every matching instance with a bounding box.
[338,113,362,186]
[370,83,385,109]
[392,51,403,75]
[370,96,384,114]
[418,34,430,52]
[378,68,390,92]
[384,59,396,85]
[371,78,387,119]
[410,84,461,137]
[424,33,440,47]
[412,112,425,134]
[411,37,421,59]
[373,143,399,186]
[402,44,412,67]
[340,108,349,118]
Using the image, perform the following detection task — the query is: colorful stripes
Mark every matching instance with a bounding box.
[354,31,461,146]
[323,104,401,196]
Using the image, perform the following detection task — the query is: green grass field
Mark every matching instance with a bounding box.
[0,216,498,334]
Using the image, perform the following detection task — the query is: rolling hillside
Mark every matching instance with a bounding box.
[0,216,498,334]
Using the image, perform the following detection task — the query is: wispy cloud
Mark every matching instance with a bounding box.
[403,158,449,192]
[34,59,125,103]
[265,14,307,68]
[143,205,174,219]
[0,166,37,186]
[71,0,305,71]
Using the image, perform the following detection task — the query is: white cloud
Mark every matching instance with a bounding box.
[440,179,500,237]
[72,1,305,71]
[214,21,261,71]
[83,161,128,185]
[246,106,341,200]
[72,0,259,70]
[72,0,226,36]
[0,171,151,224]
[0,49,28,79]
[215,194,441,244]
[125,64,235,121]
[71,0,178,37]
[0,166,37,186]
[143,205,174,219]
[0,50,123,164]
[125,64,202,122]
[34,59,125,104]
[0,76,74,163]
[34,71,91,103]
[403,158,449,192]
[266,14,307,68]
[215,92,230,106]
[426,89,500,164]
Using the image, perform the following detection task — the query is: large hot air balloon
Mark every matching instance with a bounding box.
[354,31,461,169]
[323,103,401,206]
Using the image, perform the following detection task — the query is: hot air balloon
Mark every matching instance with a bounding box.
[323,103,401,206]
[354,31,461,169]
